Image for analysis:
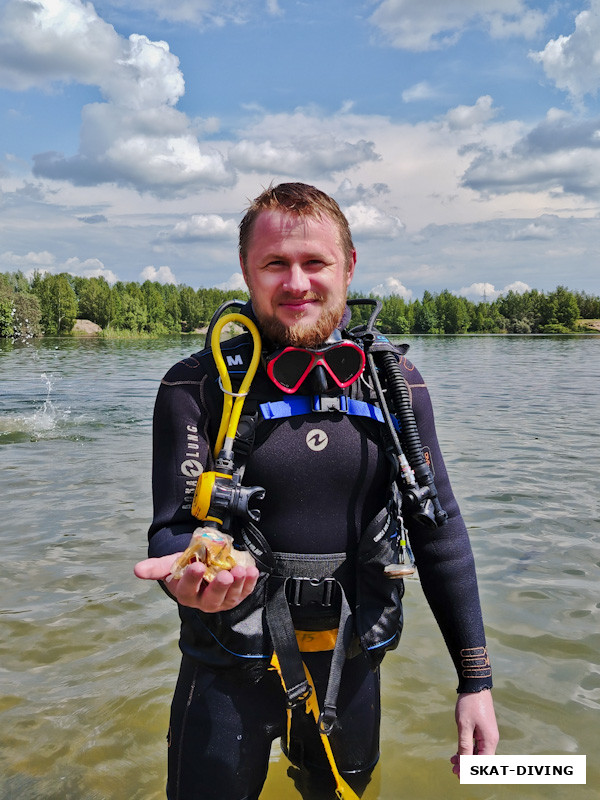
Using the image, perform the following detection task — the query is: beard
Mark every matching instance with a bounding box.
[251,291,347,348]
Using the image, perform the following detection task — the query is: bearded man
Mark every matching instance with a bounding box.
[135,183,498,799]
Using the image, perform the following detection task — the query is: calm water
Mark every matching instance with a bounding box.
[1,334,598,800]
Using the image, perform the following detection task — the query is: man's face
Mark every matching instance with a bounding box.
[240,209,356,347]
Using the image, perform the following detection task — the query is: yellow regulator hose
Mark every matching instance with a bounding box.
[210,313,262,458]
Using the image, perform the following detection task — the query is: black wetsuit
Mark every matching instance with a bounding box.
[148,314,492,800]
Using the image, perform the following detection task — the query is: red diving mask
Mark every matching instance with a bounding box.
[265,340,365,394]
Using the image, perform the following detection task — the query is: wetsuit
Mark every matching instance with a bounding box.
[148,310,492,800]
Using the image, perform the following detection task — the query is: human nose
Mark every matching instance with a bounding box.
[283,264,311,294]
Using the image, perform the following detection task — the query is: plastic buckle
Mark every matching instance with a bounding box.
[286,680,313,709]
[286,576,337,607]
[312,395,348,413]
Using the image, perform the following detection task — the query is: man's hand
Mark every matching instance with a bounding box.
[450,689,499,777]
[134,554,259,612]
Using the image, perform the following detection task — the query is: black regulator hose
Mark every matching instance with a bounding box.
[378,350,448,528]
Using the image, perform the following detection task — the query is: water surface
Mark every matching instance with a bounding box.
[1,335,598,799]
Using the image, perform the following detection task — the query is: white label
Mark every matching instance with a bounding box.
[460,755,586,784]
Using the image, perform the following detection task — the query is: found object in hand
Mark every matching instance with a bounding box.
[166,527,237,583]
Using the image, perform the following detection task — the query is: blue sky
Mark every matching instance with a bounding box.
[2,0,600,301]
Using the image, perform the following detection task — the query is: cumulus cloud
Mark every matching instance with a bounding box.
[369,0,547,52]
[454,281,501,301]
[334,179,390,204]
[462,108,600,198]
[0,0,233,195]
[65,257,118,283]
[215,272,247,291]
[1,250,56,270]
[342,203,405,238]
[226,107,382,178]
[2,251,118,282]
[402,81,437,102]
[532,0,600,101]
[455,280,531,301]
[443,95,497,130]
[369,276,413,299]
[140,265,178,284]
[229,136,379,178]
[503,280,531,294]
[165,214,238,242]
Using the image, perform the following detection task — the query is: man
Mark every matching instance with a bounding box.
[135,183,498,799]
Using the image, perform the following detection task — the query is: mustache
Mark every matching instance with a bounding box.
[275,291,325,303]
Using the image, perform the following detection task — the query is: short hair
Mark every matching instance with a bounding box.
[238,182,354,266]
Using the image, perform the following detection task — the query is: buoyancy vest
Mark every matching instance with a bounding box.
[177,326,408,693]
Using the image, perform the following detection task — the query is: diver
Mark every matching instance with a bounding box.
[135,182,498,799]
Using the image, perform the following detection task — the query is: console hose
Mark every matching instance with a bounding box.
[378,349,448,527]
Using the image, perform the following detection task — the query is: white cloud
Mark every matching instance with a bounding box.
[370,0,547,52]
[140,265,178,283]
[215,272,247,291]
[455,280,532,301]
[343,202,405,238]
[334,179,390,204]
[0,0,121,91]
[2,252,119,283]
[229,134,379,178]
[532,1,600,101]
[462,109,600,198]
[166,214,238,242]
[444,95,497,130]
[369,276,413,299]
[1,250,56,269]
[402,81,437,102]
[64,257,118,283]
[503,280,531,294]
[0,0,234,195]
[455,281,502,301]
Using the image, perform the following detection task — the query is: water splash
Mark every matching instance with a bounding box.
[0,373,71,441]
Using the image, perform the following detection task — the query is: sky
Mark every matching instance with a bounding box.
[1,0,600,302]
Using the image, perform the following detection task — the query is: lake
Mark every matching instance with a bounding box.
[0,334,598,800]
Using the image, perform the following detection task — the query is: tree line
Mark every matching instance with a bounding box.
[1,270,599,340]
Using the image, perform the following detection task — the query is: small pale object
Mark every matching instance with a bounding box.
[166,527,237,583]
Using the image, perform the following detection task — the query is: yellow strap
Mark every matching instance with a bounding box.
[269,654,360,800]
[295,628,338,652]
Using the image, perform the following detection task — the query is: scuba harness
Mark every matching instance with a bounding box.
[182,298,447,799]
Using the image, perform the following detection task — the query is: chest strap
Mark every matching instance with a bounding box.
[259,394,400,431]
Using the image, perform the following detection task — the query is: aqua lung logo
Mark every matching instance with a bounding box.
[181,424,203,508]
[226,354,244,367]
[306,428,328,451]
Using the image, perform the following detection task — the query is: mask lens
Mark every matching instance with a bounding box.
[323,344,365,385]
[269,348,314,391]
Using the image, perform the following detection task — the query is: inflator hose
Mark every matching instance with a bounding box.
[378,350,448,527]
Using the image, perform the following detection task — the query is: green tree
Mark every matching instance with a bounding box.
[551,286,579,329]
[120,291,148,331]
[378,295,410,333]
[142,281,167,331]
[32,272,78,335]
[179,285,204,331]
[413,292,440,333]
[77,276,112,328]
